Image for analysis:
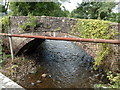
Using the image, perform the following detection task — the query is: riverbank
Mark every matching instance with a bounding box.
[0,56,60,88]
[0,56,39,83]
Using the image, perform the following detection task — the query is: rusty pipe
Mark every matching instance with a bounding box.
[0,33,120,44]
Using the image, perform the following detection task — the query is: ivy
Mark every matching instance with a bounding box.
[76,19,117,69]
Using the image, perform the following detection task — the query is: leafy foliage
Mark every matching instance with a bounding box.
[0,16,10,33]
[0,16,10,64]
[109,13,120,23]
[95,71,120,88]
[76,19,117,69]
[77,19,112,39]
[19,15,37,31]
[0,4,7,13]
[0,1,9,15]
[107,71,120,88]
[0,52,10,64]
[10,2,69,17]
[71,2,119,23]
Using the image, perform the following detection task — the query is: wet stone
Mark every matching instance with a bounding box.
[37,80,42,83]
[31,82,35,86]
[48,75,52,78]
[41,74,47,78]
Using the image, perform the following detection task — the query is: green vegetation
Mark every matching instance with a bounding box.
[10,2,69,17]
[107,71,120,88]
[0,4,7,13]
[19,15,38,31]
[0,1,9,15]
[0,16,10,33]
[76,19,116,69]
[0,16,10,64]
[71,2,120,23]
[0,50,3,64]
[9,64,18,76]
[76,19,119,88]
[95,43,110,68]
[76,19,111,39]
[0,52,10,64]
[95,72,120,88]
[0,1,119,88]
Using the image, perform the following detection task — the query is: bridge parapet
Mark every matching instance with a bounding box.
[10,16,78,35]
[9,16,119,36]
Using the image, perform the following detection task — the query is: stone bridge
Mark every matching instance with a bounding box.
[3,16,120,72]
[9,16,77,55]
[8,16,90,55]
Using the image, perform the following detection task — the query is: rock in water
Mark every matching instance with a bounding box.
[41,74,47,78]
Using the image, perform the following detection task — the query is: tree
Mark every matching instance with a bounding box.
[10,2,69,17]
[108,12,120,23]
[71,2,117,20]
[0,1,9,15]
[0,5,6,13]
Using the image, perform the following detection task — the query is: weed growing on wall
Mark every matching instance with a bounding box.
[19,16,38,31]
[76,19,120,88]
[0,16,10,33]
[76,19,116,69]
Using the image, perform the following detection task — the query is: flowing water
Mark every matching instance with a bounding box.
[19,40,104,88]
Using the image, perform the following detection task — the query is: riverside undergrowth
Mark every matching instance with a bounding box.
[0,16,10,64]
[76,19,119,88]
[76,19,116,69]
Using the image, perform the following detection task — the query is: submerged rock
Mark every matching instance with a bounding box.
[31,82,35,86]
[36,80,42,83]
[41,74,47,78]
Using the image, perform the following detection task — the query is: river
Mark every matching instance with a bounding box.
[19,40,104,88]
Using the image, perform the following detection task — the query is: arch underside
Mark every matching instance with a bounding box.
[13,32,97,58]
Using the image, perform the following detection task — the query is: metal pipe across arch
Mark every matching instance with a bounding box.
[0,33,120,44]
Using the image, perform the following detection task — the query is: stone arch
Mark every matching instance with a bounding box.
[12,32,99,59]
[16,38,45,56]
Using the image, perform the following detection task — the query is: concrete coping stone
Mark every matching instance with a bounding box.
[0,73,25,90]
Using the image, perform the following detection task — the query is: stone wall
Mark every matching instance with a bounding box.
[9,16,119,38]
[10,16,78,35]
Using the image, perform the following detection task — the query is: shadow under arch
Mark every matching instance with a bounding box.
[16,38,45,56]
[15,31,95,58]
